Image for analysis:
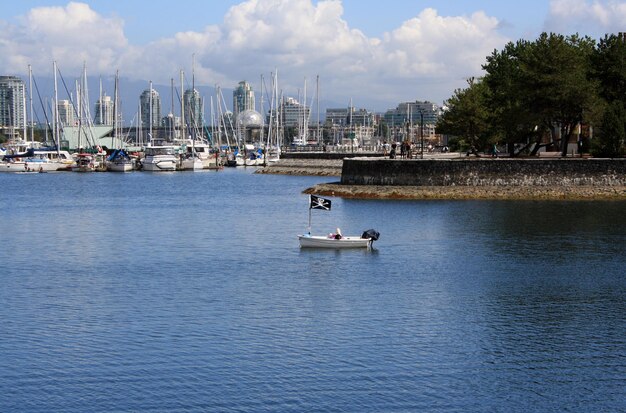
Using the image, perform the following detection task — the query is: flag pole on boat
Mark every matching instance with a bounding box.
[308,195,332,234]
[308,195,312,234]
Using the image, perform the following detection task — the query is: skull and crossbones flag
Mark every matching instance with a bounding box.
[309,195,331,210]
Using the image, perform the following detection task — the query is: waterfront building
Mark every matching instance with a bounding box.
[325,107,376,128]
[280,97,310,128]
[94,94,114,126]
[233,81,255,119]
[139,88,162,128]
[183,88,203,131]
[383,101,441,143]
[0,75,26,138]
[57,99,76,126]
[324,106,377,146]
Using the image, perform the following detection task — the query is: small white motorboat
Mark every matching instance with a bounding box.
[298,234,374,249]
[298,195,379,249]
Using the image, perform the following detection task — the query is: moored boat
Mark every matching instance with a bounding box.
[141,146,178,171]
[72,153,97,172]
[1,147,74,172]
[106,149,135,172]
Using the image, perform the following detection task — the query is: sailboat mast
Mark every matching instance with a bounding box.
[28,64,33,142]
[99,77,103,126]
[149,80,153,145]
[53,61,60,154]
[76,79,82,150]
[303,78,307,142]
[112,71,118,149]
[316,75,320,145]
[192,53,196,144]
[260,74,264,158]
[180,70,185,141]
[170,78,174,141]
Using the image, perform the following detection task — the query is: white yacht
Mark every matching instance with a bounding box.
[141,146,178,172]
[1,147,74,172]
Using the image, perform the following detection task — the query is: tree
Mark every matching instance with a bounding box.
[593,101,625,157]
[520,33,599,156]
[482,40,543,156]
[591,33,626,106]
[436,78,490,155]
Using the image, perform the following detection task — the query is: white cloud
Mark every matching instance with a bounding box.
[368,9,506,102]
[546,0,626,36]
[0,2,128,76]
[0,0,513,108]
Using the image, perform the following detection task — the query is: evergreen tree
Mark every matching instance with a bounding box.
[436,78,490,154]
[593,101,625,157]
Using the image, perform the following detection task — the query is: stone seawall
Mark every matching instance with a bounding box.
[341,158,626,187]
[256,158,343,176]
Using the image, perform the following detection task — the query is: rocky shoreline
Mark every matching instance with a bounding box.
[258,158,626,200]
[303,182,626,200]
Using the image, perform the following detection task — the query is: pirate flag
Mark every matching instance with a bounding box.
[309,195,331,210]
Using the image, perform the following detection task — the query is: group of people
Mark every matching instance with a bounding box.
[382,140,422,159]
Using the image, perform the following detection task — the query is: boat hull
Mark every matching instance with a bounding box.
[0,160,70,172]
[107,161,134,172]
[142,158,177,171]
[298,235,373,249]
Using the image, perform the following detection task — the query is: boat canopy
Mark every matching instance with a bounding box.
[107,149,131,161]
[2,148,35,159]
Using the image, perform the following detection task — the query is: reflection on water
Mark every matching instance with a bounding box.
[0,171,624,412]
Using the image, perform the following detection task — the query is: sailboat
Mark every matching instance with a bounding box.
[1,62,74,172]
[179,64,204,171]
[264,70,282,163]
[297,195,379,249]
[107,71,135,172]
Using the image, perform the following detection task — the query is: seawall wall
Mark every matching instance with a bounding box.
[341,158,626,186]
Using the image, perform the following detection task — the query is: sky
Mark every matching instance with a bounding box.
[1,0,624,111]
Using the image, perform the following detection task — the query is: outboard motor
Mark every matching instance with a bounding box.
[361,229,380,242]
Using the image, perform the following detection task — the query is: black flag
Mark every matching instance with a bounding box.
[310,195,331,210]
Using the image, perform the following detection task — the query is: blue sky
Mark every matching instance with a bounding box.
[1,0,623,109]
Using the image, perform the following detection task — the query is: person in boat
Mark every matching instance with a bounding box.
[334,228,342,240]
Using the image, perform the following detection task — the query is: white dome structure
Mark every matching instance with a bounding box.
[237,109,263,129]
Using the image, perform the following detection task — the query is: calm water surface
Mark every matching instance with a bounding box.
[0,169,624,412]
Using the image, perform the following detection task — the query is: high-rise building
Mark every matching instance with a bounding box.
[94,94,114,126]
[140,88,162,128]
[233,81,255,118]
[280,97,310,128]
[383,101,439,127]
[183,88,203,128]
[326,107,376,127]
[0,75,26,135]
[383,101,441,140]
[57,99,76,126]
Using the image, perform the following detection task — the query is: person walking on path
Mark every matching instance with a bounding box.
[491,144,499,158]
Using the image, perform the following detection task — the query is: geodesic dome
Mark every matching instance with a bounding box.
[237,109,263,129]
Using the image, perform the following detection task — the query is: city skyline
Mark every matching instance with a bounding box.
[0,0,624,111]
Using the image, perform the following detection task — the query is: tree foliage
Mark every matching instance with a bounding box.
[591,33,626,105]
[436,78,490,153]
[593,100,626,157]
[437,32,625,157]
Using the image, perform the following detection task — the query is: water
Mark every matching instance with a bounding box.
[1,169,624,412]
